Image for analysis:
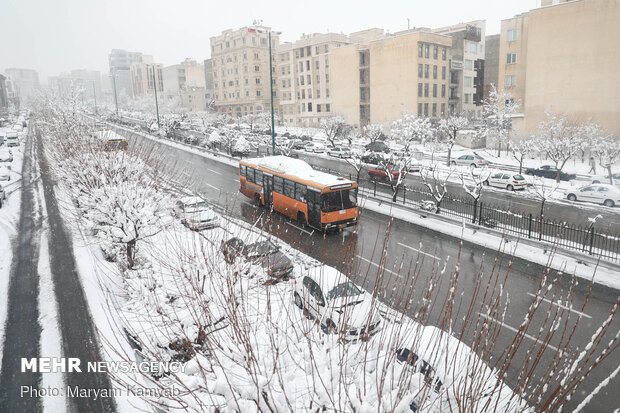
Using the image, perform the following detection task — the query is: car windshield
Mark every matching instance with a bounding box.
[186,201,209,211]
[326,282,362,301]
[474,155,484,160]
[514,175,525,180]
[321,189,357,212]
[245,240,277,256]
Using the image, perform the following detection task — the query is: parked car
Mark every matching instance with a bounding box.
[271,147,299,158]
[484,172,527,191]
[293,266,382,340]
[592,173,620,187]
[12,124,23,132]
[290,140,307,150]
[368,165,406,181]
[5,131,19,147]
[0,149,13,163]
[565,184,620,207]
[451,154,489,168]
[327,147,352,158]
[525,165,576,181]
[0,165,10,181]
[364,141,390,153]
[311,142,327,153]
[173,196,220,230]
[220,237,294,280]
[361,152,386,165]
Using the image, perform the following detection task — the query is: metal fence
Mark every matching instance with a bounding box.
[308,163,620,263]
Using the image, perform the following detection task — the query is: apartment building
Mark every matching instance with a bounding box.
[162,59,205,97]
[108,49,143,98]
[331,29,452,128]
[4,68,39,103]
[0,74,8,113]
[432,20,486,118]
[498,0,620,137]
[130,55,164,98]
[210,25,280,117]
[484,34,500,99]
[204,59,214,101]
[276,33,352,127]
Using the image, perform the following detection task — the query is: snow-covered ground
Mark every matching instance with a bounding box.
[0,127,25,372]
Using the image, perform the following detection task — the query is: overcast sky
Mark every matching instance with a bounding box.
[0,0,538,82]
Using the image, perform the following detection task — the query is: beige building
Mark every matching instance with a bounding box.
[276,33,352,127]
[498,0,620,137]
[4,68,39,103]
[331,29,452,128]
[130,55,164,98]
[162,59,205,97]
[180,87,207,112]
[210,25,280,118]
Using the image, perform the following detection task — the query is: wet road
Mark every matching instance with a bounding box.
[124,131,620,412]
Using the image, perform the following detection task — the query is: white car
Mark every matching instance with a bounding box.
[451,154,489,168]
[327,147,352,158]
[0,149,13,162]
[0,165,10,181]
[6,131,19,147]
[174,196,220,230]
[591,173,620,188]
[293,266,382,340]
[310,142,327,153]
[485,172,527,191]
[12,124,23,132]
[565,184,620,207]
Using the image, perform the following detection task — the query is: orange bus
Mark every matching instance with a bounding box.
[239,156,358,232]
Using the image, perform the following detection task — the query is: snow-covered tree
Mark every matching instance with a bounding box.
[510,138,537,174]
[345,152,364,183]
[527,177,559,240]
[536,112,586,182]
[320,116,351,147]
[207,130,223,149]
[420,167,453,213]
[592,135,620,184]
[438,114,469,167]
[390,114,432,154]
[363,123,385,144]
[483,85,520,156]
[461,169,491,224]
[380,155,410,202]
[233,135,251,157]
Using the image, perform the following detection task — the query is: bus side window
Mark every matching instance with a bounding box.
[283,179,295,198]
[247,168,255,184]
[295,183,307,202]
[274,176,284,193]
[240,165,246,177]
[255,170,263,186]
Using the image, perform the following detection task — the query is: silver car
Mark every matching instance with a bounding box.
[451,154,489,168]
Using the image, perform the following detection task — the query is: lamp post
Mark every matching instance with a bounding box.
[256,27,280,155]
[110,73,119,116]
[91,80,97,116]
[151,65,161,129]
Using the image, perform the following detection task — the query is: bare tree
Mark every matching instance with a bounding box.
[345,152,364,183]
[380,155,410,202]
[461,169,491,223]
[420,166,453,213]
[536,112,586,182]
[592,135,620,184]
[439,114,469,167]
[483,85,520,157]
[363,123,385,145]
[527,176,559,240]
[390,114,433,154]
[320,116,351,147]
[510,138,537,174]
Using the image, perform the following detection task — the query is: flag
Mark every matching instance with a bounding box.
[248,28,256,33]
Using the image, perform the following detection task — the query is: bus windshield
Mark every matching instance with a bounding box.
[321,189,357,212]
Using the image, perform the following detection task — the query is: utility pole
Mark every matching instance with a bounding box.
[152,65,161,129]
[92,81,97,116]
[268,30,275,155]
[111,73,119,116]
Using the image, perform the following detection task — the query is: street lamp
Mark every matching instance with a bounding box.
[91,80,97,116]
[256,27,281,155]
[151,65,161,129]
[110,72,119,116]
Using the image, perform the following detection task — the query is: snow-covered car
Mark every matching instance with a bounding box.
[591,173,620,187]
[12,124,23,132]
[327,147,352,158]
[0,165,11,181]
[5,131,19,147]
[293,266,382,340]
[451,154,489,168]
[565,184,620,207]
[174,197,220,230]
[309,142,327,153]
[525,165,576,181]
[0,149,13,163]
[220,237,294,280]
[484,172,527,191]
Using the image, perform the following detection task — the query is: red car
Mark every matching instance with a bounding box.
[368,165,406,181]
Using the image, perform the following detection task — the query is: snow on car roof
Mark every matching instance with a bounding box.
[245,156,354,189]
[178,196,207,205]
[306,265,358,294]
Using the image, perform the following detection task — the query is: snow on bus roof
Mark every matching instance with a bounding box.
[245,156,354,188]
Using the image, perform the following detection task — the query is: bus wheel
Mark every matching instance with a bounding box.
[297,212,306,228]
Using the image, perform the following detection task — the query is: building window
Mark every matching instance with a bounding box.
[507,29,518,42]
[424,83,429,97]
[307,74,311,84]
[299,62,303,72]
[316,75,320,83]
[254,65,260,72]
[433,84,437,97]
[418,103,423,116]
[418,83,423,97]
[302,89,305,98]
[326,103,331,112]
[464,76,473,87]
[442,47,447,60]
[442,66,446,80]
[317,89,320,98]
[506,53,517,64]
[441,84,446,98]
[441,103,446,116]
[326,74,329,83]
[306,60,310,70]
[418,64,423,77]
[464,94,471,104]
[315,45,319,55]
[300,48,304,58]
[467,42,478,53]
[300,76,304,85]
[256,90,261,96]
[433,46,438,59]
[505,75,516,87]
[424,103,429,116]
[308,88,312,98]
[301,103,305,112]
[255,78,260,84]
[464,59,473,70]
[432,103,437,117]
[326,88,330,98]
[425,44,430,58]
[317,104,321,112]
[308,103,312,112]
[316,60,320,69]
[424,64,429,78]
[418,43,423,57]
[433,65,437,79]
[254,52,259,59]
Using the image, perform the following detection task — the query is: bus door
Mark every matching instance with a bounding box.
[263,173,273,207]
[306,188,322,229]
